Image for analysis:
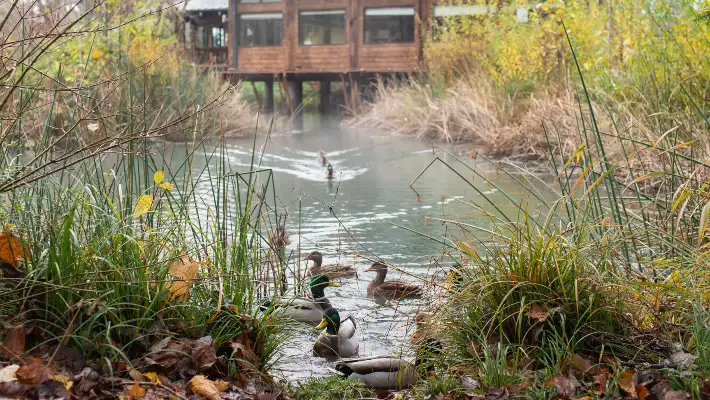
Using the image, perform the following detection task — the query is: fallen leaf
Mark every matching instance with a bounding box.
[188,375,221,400]
[153,170,165,184]
[0,365,19,383]
[128,368,145,382]
[572,397,594,400]
[595,367,609,395]
[618,370,637,397]
[571,354,595,375]
[0,231,25,266]
[229,341,259,372]
[133,195,153,219]
[159,182,175,191]
[168,254,199,301]
[87,123,99,132]
[16,358,54,385]
[214,380,229,392]
[0,380,25,397]
[527,302,549,322]
[149,337,171,353]
[48,344,85,375]
[143,371,161,384]
[128,381,145,399]
[192,336,217,371]
[0,324,25,360]
[664,391,689,400]
[637,383,649,400]
[54,374,73,390]
[546,373,575,397]
[669,351,696,368]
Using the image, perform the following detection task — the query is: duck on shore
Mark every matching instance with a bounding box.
[259,275,341,324]
[334,338,441,390]
[313,308,359,358]
[366,262,423,300]
[304,251,356,279]
[326,163,335,180]
[410,311,435,345]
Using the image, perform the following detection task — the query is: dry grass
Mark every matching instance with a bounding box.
[346,76,710,189]
[216,84,287,138]
[344,78,499,143]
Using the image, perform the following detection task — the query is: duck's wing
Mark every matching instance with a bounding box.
[375,281,423,297]
[337,315,359,357]
[267,297,318,310]
[320,264,357,278]
[337,356,412,374]
[313,334,337,358]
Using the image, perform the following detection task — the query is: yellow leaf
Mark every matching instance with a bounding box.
[188,375,221,400]
[143,372,161,385]
[214,380,229,392]
[133,195,153,219]
[168,254,199,301]
[0,231,26,266]
[159,183,174,191]
[153,170,165,184]
[54,374,73,390]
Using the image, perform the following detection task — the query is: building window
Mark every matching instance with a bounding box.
[196,25,208,48]
[364,7,415,44]
[299,10,346,46]
[212,27,227,47]
[239,13,283,47]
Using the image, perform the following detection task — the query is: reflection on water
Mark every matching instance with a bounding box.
[171,116,547,381]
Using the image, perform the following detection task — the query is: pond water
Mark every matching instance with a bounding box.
[172,115,549,381]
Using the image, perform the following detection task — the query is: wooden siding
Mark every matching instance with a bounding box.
[237,47,287,71]
[358,44,419,70]
[294,46,350,70]
[228,0,435,74]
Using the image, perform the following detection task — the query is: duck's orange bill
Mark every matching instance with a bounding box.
[315,319,328,330]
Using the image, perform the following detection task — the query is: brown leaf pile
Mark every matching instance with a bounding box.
[0,330,283,400]
[437,353,703,400]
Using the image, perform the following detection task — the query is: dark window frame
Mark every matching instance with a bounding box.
[238,12,284,48]
[298,9,348,47]
[363,6,416,45]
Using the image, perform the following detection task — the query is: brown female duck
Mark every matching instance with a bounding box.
[410,311,436,345]
[304,251,356,279]
[366,262,423,300]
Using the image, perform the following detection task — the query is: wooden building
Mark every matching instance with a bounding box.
[183,1,509,115]
[183,0,230,65]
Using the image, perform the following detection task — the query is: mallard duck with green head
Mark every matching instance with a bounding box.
[333,339,441,390]
[305,251,357,279]
[313,307,359,358]
[367,262,423,300]
[259,275,341,324]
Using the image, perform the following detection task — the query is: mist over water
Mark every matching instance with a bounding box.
[173,115,546,381]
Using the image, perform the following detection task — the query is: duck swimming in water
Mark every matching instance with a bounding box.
[313,308,359,358]
[259,275,341,324]
[367,262,423,300]
[304,251,356,279]
[326,163,335,180]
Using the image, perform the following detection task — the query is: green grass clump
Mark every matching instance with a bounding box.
[295,375,377,400]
